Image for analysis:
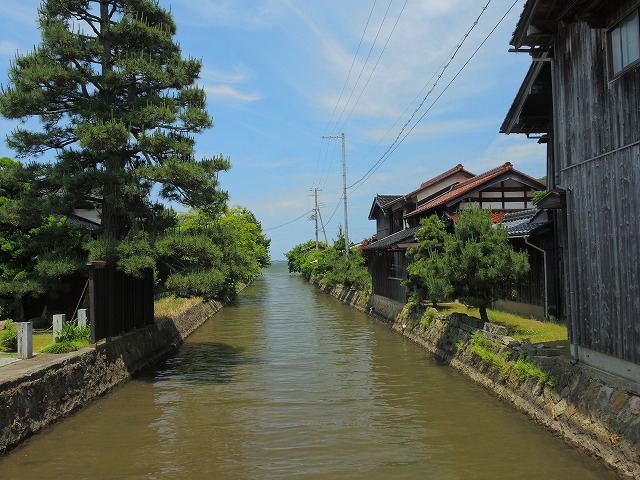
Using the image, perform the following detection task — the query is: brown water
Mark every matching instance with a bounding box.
[0,262,616,479]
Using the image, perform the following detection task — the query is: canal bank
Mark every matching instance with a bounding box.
[319,281,640,479]
[0,297,226,455]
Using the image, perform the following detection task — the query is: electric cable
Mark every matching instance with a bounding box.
[312,1,378,189]
[338,0,408,133]
[331,0,394,132]
[264,210,314,232]
[347,0,502,191]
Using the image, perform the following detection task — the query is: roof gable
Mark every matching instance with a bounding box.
[405,162,546,218]
[368,194,402,220]
[386,164,475,208]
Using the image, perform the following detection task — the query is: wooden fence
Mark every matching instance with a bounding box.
[87,261,154,343]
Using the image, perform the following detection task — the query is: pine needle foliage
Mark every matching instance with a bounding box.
[0,0,230,246]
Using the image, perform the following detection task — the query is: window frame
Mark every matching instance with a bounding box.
[608,8,640,77]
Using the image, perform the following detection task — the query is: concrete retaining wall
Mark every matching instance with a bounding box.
[0,299,224,455]
[322,284,640,479]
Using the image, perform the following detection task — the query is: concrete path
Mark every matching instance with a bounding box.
[0,358,19,367]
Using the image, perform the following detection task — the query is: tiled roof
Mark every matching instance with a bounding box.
[377,194,402,207]
[502,209,550,236]
[369,194,402,220]
[387,164,475,206]
[404,162,545,219]
[54,214,102,233]
[361,226,421,252]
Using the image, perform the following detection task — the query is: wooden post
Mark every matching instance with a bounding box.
[78,309,88,328]
[53,314,65,343]
[17,322,33,359]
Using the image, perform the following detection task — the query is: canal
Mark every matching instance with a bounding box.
[0,262,615,479]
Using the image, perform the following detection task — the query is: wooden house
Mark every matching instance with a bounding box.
[363,163,545,305]
[403,162,545,223]
[502,0,640,381]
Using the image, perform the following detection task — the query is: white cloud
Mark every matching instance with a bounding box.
[199,66,261,103]
[203,84,261,102]
[292,0,527,124]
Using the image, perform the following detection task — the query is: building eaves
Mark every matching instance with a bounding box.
[503,208,551,236]
[54,213,102,233]
[361,226,421,252]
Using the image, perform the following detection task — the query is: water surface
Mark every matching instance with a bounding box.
[0,262,615,479]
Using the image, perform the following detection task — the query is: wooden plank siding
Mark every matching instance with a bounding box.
[367,250,408,304]
[554,8,640,364]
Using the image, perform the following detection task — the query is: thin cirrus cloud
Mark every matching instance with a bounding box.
[203,84,261,103]
[177,0,288,29]
[199,67,261,103]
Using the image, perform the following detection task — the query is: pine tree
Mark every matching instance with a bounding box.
[0,0,229,247]
[408,209,529,322]
[442,209,529,322]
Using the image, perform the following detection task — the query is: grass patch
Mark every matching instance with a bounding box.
[440,303,568,347]
[469,332,554,386]
[41,341,87,354]
[34,331,54,352]
[1,329,90,358]
[154,295,202,319]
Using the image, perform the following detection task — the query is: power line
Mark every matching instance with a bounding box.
[359,0,521,188]
[331,0,394,131]
[347,0,499,191]
[338,0,408,132]
[264,210,314,232]
[313,1,378,189]
[322,0,377,136]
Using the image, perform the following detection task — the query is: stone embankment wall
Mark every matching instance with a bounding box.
[0,299,224,455]
[322,282,640,480]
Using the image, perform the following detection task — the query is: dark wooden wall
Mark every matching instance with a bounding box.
[367,250,407,304]
[510,231,560,317]
[88,262,154,343]
[554,5,640,363]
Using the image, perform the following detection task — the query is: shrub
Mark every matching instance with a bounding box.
[420,307,437,328]
[0,320,18,352]
[469,332,555,386]
[55,322,90,343]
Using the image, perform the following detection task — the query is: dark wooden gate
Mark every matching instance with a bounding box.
[87,261,154,343]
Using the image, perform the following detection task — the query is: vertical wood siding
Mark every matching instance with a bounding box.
[555,10,640,363]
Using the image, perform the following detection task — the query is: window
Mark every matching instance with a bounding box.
[610,10,640,74]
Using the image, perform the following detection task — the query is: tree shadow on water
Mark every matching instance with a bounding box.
[139,342,261,385]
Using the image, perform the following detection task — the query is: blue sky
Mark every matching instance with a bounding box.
[0,0,545,260]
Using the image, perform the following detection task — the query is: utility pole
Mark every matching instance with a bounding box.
[317,203,329,247]
[322,132,349,256]
[311,187,321,250]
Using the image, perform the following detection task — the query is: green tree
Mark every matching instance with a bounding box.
[285,240,317,273]
[155,206,270,300]
[0,158,86,320]
[441,209,529,322]
[285,234,371,294]
[406,215,450,306]
[0,0,229,253]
